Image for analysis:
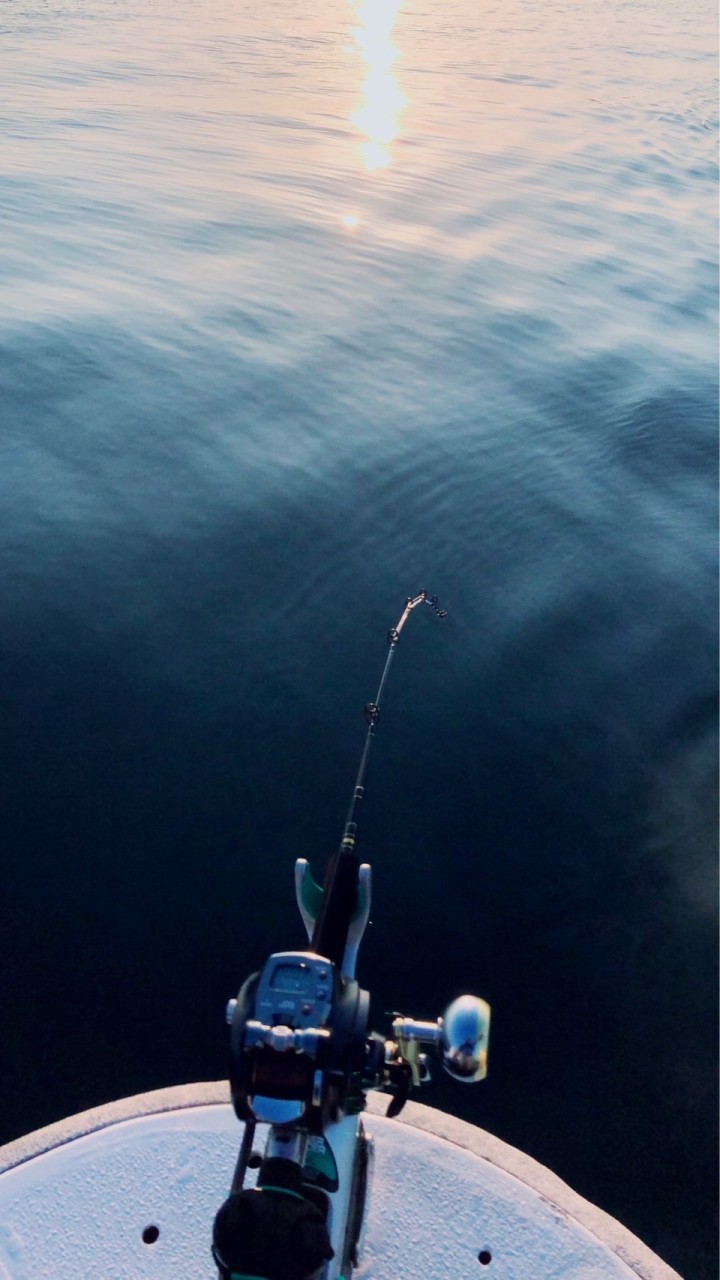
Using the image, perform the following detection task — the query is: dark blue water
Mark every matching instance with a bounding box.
[1,1,717,1275]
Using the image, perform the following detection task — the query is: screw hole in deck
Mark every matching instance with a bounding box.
[478,1249,492,1266]
[142,1225,160,1245]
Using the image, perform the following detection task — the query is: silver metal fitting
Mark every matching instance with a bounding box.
[244,1019,332,1058]
[392,1016,442,1045]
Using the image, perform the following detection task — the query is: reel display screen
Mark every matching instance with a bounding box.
[272,964,314,995]
[252,952,336,1032]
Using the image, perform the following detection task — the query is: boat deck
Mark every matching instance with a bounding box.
[0,1082,681,1279]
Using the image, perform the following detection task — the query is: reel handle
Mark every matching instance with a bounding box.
[388,994,491,1087]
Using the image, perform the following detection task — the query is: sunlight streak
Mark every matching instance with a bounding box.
[348,0,406,172]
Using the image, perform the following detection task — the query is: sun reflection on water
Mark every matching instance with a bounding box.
[348,0,405,172]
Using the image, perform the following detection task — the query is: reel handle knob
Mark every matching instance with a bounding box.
[440,995,491,1082]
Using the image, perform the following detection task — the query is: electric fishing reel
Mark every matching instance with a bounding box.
[227,950,385,1132]
[227,941,491,1128]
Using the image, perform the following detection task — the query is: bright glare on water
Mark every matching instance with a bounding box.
[1,2,717,1276]
[350,0,406,172]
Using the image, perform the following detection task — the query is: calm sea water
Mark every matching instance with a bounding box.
[1,0,717,1274]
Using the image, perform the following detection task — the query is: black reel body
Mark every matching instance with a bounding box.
[229,950,380,1131]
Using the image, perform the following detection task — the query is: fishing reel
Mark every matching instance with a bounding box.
[226,949,385,1131]
[227,938,491,1127]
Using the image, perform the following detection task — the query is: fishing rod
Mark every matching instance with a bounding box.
[213,590,490,1280]
[311,590,447,966]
